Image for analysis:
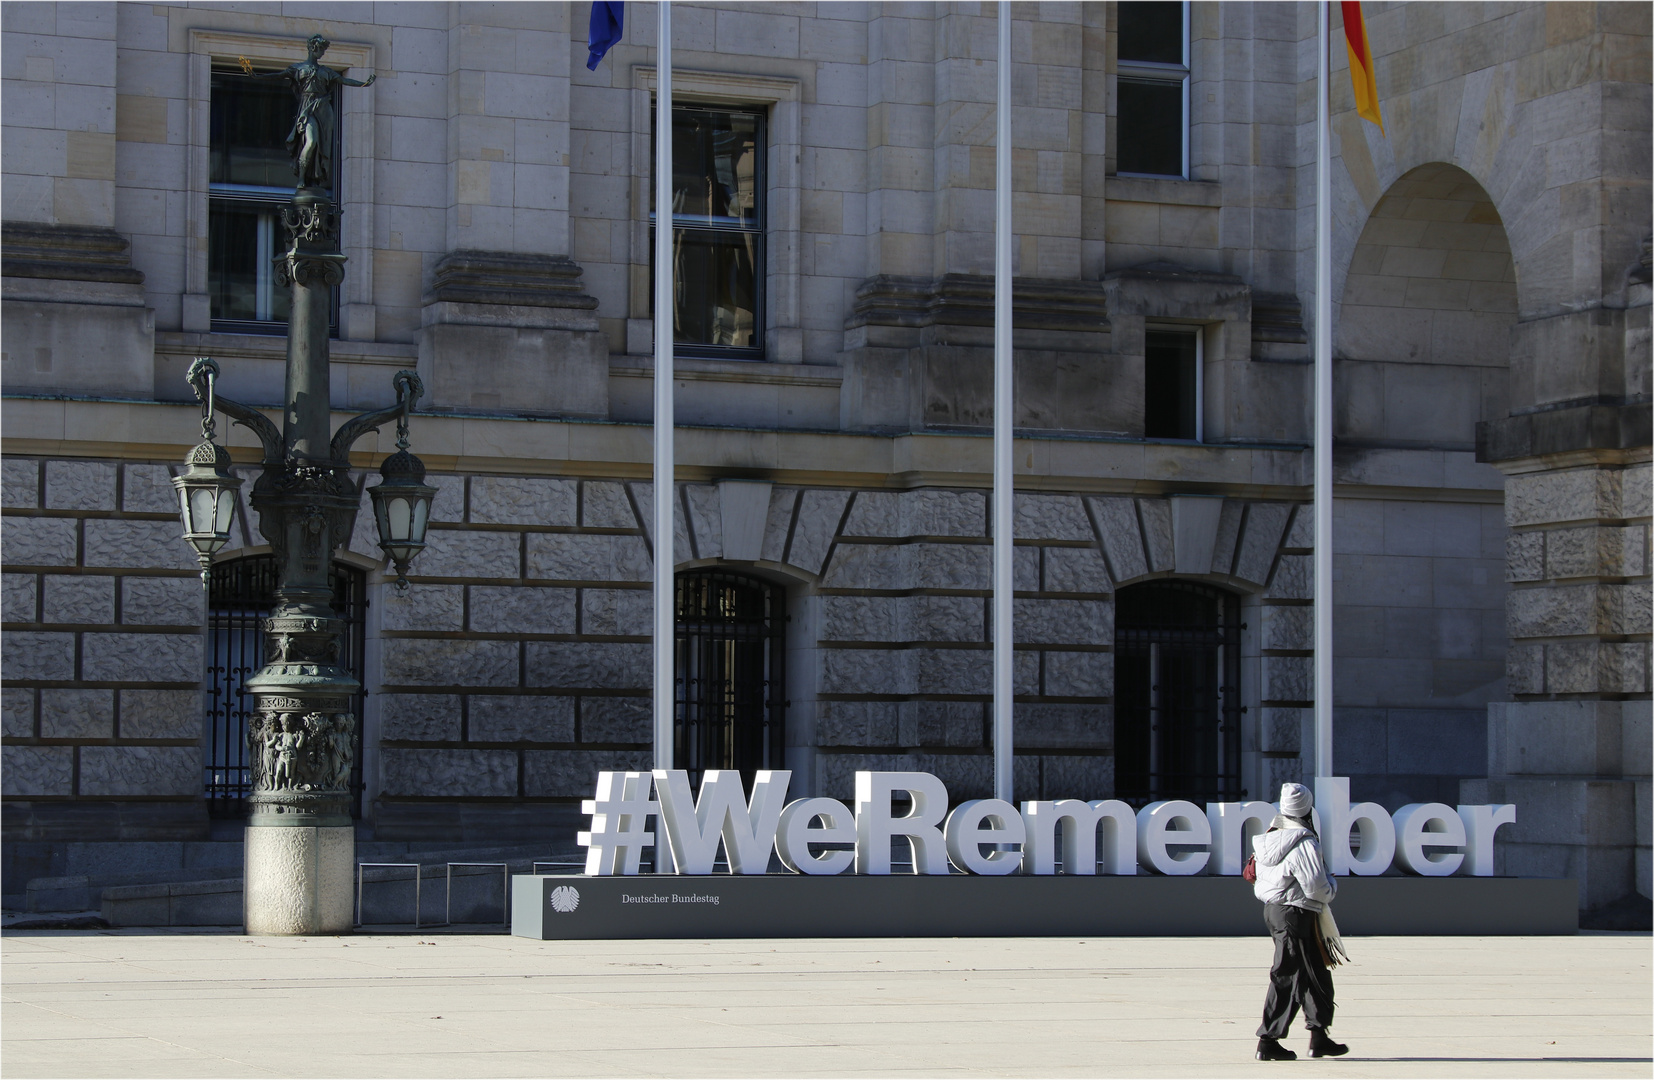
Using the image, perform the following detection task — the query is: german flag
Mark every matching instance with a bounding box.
[1341,2,1384,132]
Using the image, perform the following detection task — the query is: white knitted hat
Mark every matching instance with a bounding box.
[1279,782,1313,817]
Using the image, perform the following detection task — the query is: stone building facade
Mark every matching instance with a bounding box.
[1,2,1648,920]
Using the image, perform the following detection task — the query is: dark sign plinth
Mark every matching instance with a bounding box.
[512,874,1577,939]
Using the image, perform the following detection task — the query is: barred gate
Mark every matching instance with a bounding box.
[204,555,367,817]
[674,571,787,787]
[1114,580,1245,806]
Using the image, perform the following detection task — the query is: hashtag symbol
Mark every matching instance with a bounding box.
[577,771,659,875]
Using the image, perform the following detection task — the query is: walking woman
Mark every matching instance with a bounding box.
[1252,782,1349,1061]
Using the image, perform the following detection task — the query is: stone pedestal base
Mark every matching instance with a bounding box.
[243,825,355,935]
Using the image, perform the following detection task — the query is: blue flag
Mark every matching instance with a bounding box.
[587,1,624,71]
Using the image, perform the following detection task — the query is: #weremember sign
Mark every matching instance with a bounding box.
[573,770,1516,879]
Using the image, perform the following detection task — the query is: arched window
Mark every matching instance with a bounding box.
[1114,580,1242,805]
[205,554,366,815]
[675,570,786,785]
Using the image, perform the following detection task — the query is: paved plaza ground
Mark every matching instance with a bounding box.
[1,929,1648,1079]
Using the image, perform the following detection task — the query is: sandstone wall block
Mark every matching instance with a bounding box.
[79,745,198,797]
[1508,583,1611,639]
[821,594,897,641]
[580,588,651,636]
[2,459,39,508]
[383,639,519,687]
[39,687,113,739]
[820,648,904,695]
[1014,493,1093,541]
[1506,531,1544,581]
[1014,702,1110,748]
[900,594,984,642]
[118,688,198,739]
[3,572,37,622]
[469,476,576,526]
[581,481,636,529]
[417,529,522,578]
[81,632,201,683]
[527,532,650,582]
[1506,468,1622,528]
[1507,642,1545,694]
[1283,504,1313,549]
[1138,498,1174,572]
[912,647,992,695]
[901,543,991,590]
[842,491,898,536]
[817,699,900,746]
[42,575,113,624]
[579,696,650,743]
[2,687,34,737]
[900,490,984,537]
[1,631,76,680]
[121,463,179,514]
[1011,598,1110,644]
[819,543,900,589]
[1087,496,1147,582]
[760,487,800,562]
[2,517,78,566]
[44,461,116,511]
[684,483,722,559]
[523,748,652,798]
[83,519,196,572]
[1233,502,1292,584]
[1211,498,1245,575]
[1264,655,1313,701]
[470,585,576,635]
[1043,545,1111,593]
[1263,604,1312,650]
[468,694,575,743]
[379,583,464,632]
[1266,554,1311,599]
[380,748,517,798]
[119,576,199,626]
[1259,706,1304,753]
[788,488,852,574]
[378,693,462,741]
[2,745,72,796]
[902,700,982,747]
[1039,754,1114,801]
[1044,650,1112,697]
[525,641,651,689]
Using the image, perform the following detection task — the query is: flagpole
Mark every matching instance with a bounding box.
[653,0,675,788]
[1313,0,1334,780]
[992,0,1013,806]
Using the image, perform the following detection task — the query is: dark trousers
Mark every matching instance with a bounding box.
[1257,902,1335,1039]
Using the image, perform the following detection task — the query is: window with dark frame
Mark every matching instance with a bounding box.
[209,66,339,335]
[651,104,765,359]
[1116,1,1189,178]
[1144,328,1199,440]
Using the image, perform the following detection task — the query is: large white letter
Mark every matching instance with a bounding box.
[1456,803,1516,876]
[1136,800,1212,875]
[577,771,657,876]
[1315,775,1396,876]
[1019,799,1137,875]
[854,771,949,875]
[1393,802,1466,876]
[652,769,790,875]
[775,797,855,875]
[1206,801,1277,876]
[945,799,1024,875]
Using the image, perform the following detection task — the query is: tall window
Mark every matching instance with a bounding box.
[209,66,338,334]
[1144,328,1200,440]
[653,105,765,359]
[1116,1,1189,178]
[1114,581,1242,806]
[674,571,786,787]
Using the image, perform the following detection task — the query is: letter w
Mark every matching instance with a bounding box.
[653,769,791,874]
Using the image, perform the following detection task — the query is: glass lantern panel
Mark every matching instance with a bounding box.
[215,488,237,533]
[411,498,429,542]
[190,488,218,534]
[388,496,412,540]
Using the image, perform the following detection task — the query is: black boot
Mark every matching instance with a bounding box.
[1308,1029,1348,1058]
[1256,1037,1297,1061]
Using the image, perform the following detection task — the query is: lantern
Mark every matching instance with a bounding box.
[367,448,436,590]
[173,438,242,582]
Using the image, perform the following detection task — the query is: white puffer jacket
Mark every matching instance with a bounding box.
[1252,822,1337,913]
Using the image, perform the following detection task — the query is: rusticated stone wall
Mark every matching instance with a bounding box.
[1,456,207,840]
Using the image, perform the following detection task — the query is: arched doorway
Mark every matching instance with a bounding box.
[675,570,786,785]
[205,554,367,817]
[1114,580,1242,805]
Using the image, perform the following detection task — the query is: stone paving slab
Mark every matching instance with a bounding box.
[1,930,1648,1078]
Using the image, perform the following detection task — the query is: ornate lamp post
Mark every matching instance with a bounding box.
[176,38,431,935]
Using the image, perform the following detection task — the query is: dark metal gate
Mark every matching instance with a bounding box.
[674,571,786,786]
[1114,581,1244,806]
[205,555,367,816]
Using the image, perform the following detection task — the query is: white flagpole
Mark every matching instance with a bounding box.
[992,0,1013,805]
[653,0,675,784]
[1313,0,1334,780]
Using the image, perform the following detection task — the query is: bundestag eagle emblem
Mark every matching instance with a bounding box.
[550,885,580,913]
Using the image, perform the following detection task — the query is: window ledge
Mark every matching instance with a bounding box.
[156,330,415,367]
[1106,175,1223,207]
[610,355,843,389]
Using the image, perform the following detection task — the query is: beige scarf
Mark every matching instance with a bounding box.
[1317,906,1350,967]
